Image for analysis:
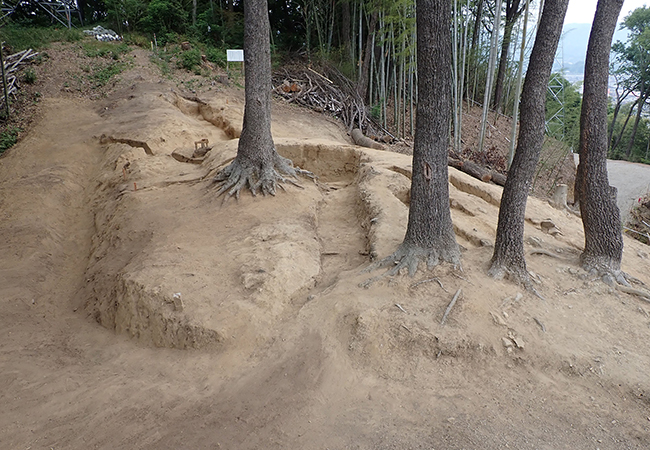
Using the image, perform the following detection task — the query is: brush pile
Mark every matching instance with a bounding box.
[1,48,38,110]
[272,65,389,141]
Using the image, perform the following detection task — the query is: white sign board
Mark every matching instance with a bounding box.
[227,50,244,62]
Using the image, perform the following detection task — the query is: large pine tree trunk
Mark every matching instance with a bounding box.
[214,0,310,199]
[575,0,625,275]
[489,0,568,283]
[375,0,460,276]
[235,0,274,167]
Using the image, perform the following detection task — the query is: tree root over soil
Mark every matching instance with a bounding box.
[213,153,314,200]
[360,242,461,287]
[576,256,650,303]
[487,262,545,300]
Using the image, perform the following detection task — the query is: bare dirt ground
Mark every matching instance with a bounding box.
[2,41,650,450]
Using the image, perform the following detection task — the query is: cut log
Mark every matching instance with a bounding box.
[490,171,507,186]
[448,158,491,182]
[448,157,508,186]
[351,128,386,150]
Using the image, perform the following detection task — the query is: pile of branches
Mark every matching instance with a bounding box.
[272,64,388,139]
[1,48,38,110]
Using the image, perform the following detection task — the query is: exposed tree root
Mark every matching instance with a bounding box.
[580,254,632,288]
[214,154,314,200]
[584,263,650,303]
[487,262,545,300]
[617,284,650,303]
[360,242,460,287]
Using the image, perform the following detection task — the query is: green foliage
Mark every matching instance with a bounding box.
[89,63,125,87]
[204,47,226,67]
[142,0,188,36]
[0,26,82,51]
[21,68,37,84]
[104,0,147,34]
[122,32,150,48]
[179,48,201,71]
[370,102,382,121]
[0,126,22,155]
[82,41,131,59]
[150,51,171,75]
[545,74,582,151]
[609,6,650,161]
[608,103,650,162]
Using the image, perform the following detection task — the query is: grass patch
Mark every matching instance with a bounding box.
[179,48,201,71]
[151,50,172,76]
[0,26,82,51]
[205,47,226,67]
[0,126,22,155]
[82,41,130,59]
[89,62,124,87]
[21,68,37,84]
[122,32,150,48]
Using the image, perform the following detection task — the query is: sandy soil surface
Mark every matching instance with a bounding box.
[2,41,650,449]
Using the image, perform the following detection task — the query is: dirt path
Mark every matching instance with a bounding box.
[607,159,650,222]
[2,42,650,449]
[574,153,650,221]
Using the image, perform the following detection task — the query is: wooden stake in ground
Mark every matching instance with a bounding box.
[0,43,10,118]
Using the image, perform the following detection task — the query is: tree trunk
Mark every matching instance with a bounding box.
[611,96,639,153]
[373,0,460,276]
[489,0,568,283]
[357,11,378,102]
[341,0,352,61]
[493,0,523,113]
[470,0,485,52]
[508,0,530,168]
[574,0,624,275]
[477,0,503,153]
[624,84,647,157]
[608,81,635,150]
[214,0,309,198]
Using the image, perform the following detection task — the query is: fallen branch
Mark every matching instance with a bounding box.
[441,288,462,325]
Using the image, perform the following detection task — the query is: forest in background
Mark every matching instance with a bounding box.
[1,0,649,164]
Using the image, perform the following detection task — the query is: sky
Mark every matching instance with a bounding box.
[565,0,648,25]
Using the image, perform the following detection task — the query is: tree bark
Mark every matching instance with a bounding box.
[373,0,460,276]
[489,0,568,283]
[575,0,625,275]
[214,0,309,198]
